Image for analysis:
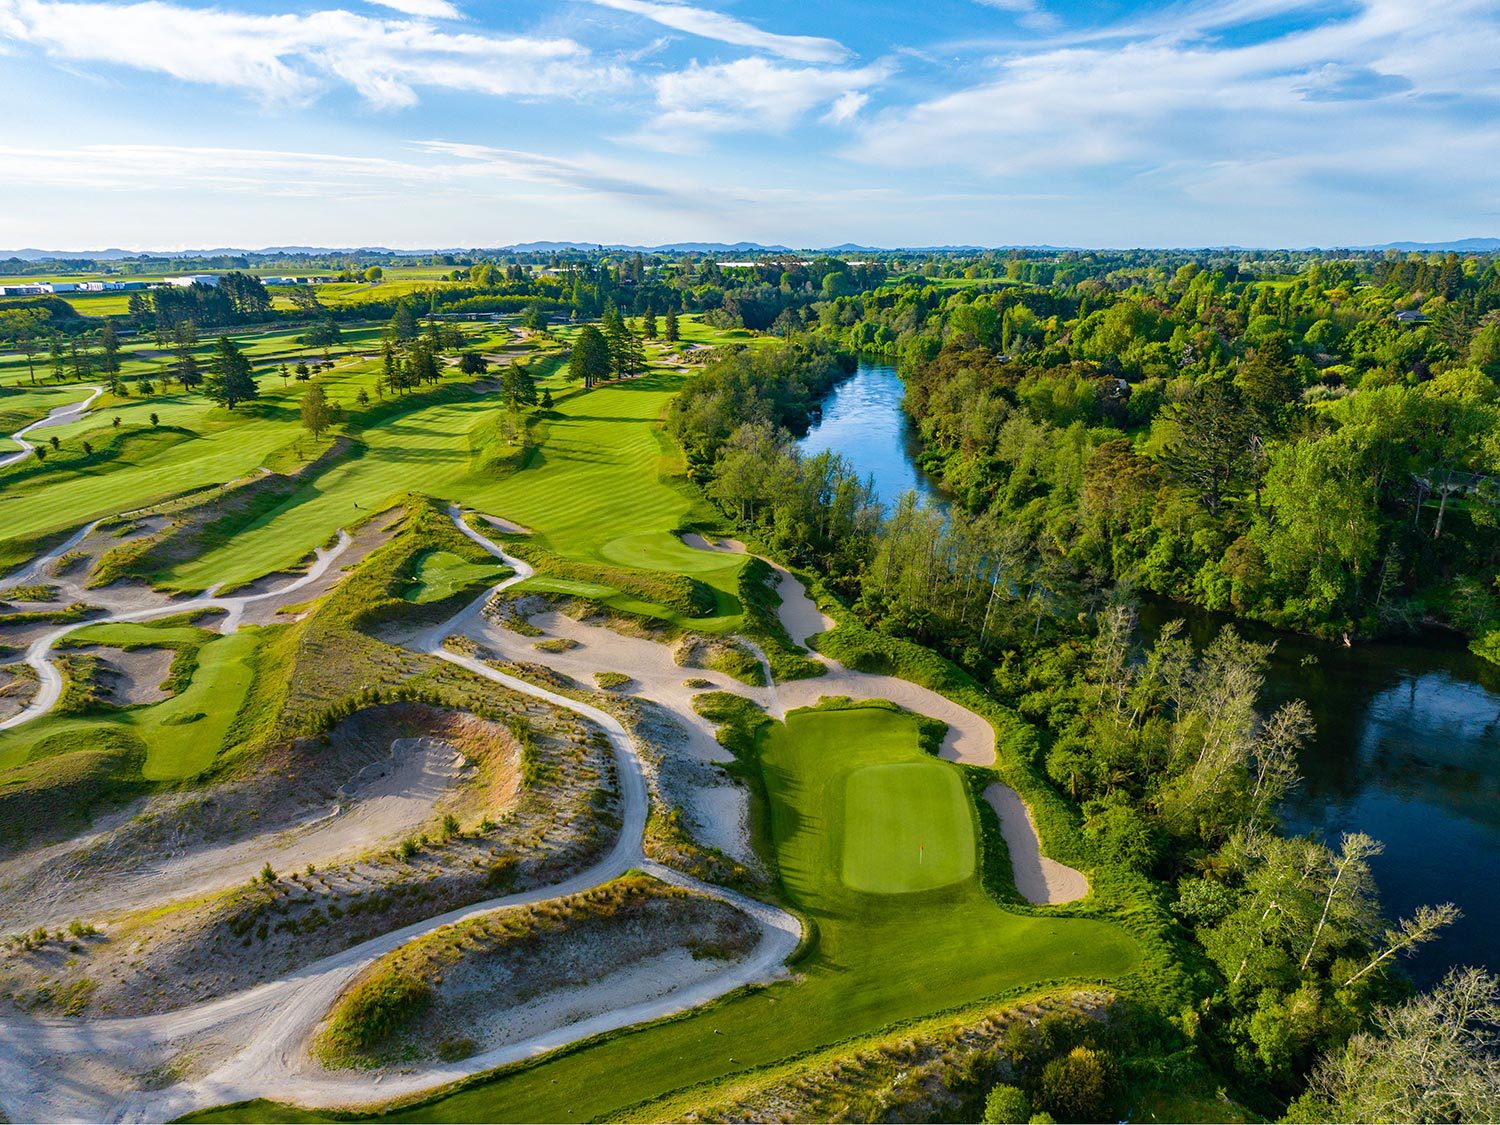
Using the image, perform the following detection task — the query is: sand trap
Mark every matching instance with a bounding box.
[983,783,1090,905]
[680,532,747,554]
[70,645,176,706]
[0,737,469,931]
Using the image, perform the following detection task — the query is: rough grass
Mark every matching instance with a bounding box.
[0,727,147,851]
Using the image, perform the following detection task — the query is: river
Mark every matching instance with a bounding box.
[807,360,1500,985]
[796,360,943,508]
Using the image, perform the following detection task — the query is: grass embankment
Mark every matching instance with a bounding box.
[314,873,755,1069]
[199,700,1139,1123]
[0,496,511,851]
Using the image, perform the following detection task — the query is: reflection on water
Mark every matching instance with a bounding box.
[796,361,942,509]
[1142,603,1500,985]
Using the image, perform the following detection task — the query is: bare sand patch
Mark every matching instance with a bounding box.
[983,783,1089,905]
[317,875,759,1070]
[69,645,176,706]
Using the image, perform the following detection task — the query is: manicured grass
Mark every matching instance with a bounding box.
[164,364,748,627]
[200,702,1137,1123]
[403,550,507,605]
[841,761,974,893]
[0,384,98,451]
[0,626,260,780]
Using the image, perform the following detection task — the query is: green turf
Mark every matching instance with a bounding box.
[0,626,260,780]
[0,384,98,451]
[403,550,506,604]
[191,702,1135,1123]
[840,761,975,893]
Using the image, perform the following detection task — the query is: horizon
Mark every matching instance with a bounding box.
[3,0,1498,250]
[5,236,1500,259]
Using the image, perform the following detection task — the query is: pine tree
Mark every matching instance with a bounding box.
[570,325,611,389]
[205,336,258,410]
[643,307,657,340]
[664,307,680,342]
[301,380,336,440]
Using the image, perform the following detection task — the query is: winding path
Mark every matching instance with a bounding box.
[0,530,354,733]
[0,385,105,469]
[0,511,801,1123]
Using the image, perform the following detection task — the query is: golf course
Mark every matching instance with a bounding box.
[0,305,1145,1123]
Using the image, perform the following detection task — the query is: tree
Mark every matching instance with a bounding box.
[388,304,418,342]
[1039,1046,1118,1122]
[300,380,336,440]
[364,265,384,283]
[499,362,538,442]
[205,336,258,410]
[981,1083,1031,1124]
[18,330,38,384]
[643,307,658,340]
[1159,379,1256,514]
[98,320,121,375]
[1293,968,1500,1124]
[459,350,487,375]
[664,306,680,342]
[570,324,611,388]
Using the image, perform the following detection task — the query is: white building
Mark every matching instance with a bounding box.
[164,274,219,287]
[43,282,79,292]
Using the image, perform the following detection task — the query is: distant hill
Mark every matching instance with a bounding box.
[1365,238,1500,252]
[4,238,1497,262]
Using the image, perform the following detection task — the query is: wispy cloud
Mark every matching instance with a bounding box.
[361,0,464,18]
[636,57,891,150]
[972,0,1058,32]
[0,0,620,107]
[0,140,684,202]
[582,0,849,63]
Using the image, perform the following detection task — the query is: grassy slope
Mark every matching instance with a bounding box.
[198,702,1137,1124]
[0,624,259,780]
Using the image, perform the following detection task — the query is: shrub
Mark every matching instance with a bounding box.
[983,1083,1031,1124]
[1039,1046,1119,1123]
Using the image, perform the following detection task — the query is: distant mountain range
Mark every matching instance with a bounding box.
[2,238,1497,261]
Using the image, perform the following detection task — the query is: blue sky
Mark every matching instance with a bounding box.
[0,0,1496,249]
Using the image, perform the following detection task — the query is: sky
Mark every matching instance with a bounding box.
[0,0,1497,250]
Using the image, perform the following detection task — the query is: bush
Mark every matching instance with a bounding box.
[983,1083,1031,1124]
[1039,1046,1119,1123]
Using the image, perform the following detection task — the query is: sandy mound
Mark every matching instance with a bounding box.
[69,645,175,706]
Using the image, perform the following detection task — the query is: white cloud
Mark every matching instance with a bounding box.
[854,0,1500,190]
[637,57,891,149]
[823,91,868,125]
[0,0,620,108]
[973,0,1057,32]
[0,140,690,203]
[582,0,848,63]
[362,0,463,18]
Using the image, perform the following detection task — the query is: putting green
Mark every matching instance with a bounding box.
[402,550,506,605]
[841,763,974,893]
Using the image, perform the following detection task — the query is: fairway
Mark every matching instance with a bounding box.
[841,762,974,893]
